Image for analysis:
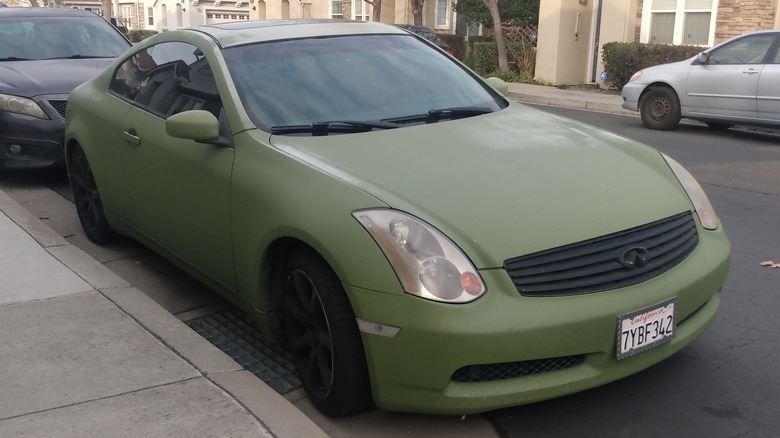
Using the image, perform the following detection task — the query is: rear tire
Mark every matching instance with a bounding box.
[282,249,373,417]
[640,86,681,131]
[69,144,118,244]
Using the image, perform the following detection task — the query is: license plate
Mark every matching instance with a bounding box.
[616,298,677,360]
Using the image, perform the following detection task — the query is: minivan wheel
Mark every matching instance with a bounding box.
[640,86,681,131]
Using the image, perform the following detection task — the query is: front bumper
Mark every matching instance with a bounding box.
[348,227,730,414]
[0,95,66,170]
[621,82,644,112]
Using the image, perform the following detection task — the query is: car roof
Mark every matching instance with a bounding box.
[188,19,408,48]
[0,7,103,18]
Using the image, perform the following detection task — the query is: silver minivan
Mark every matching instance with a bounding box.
[622,30,780,131]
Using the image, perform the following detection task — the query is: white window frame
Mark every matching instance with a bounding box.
[640,0,719,46]
[352,0,371,21]
[330,0,343,19]
[434,0,451,30]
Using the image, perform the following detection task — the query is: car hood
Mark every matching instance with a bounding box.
[636,56,696,83]
[0,58,115,97]
[269,103,694,268]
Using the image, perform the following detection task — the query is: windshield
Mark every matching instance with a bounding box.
[0,16,130,61]
[222,34,505,131]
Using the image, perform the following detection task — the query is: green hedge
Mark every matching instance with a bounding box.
[127,29,159,43]
[602,42,704,89]
[471,41,524,74]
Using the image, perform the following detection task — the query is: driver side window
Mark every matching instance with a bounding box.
[110,42,222,119]
[708,35,777,65]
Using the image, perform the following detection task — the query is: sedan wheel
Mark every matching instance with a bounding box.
[640,86,681,131]
[69,145,118,244]
[282,249,373,417]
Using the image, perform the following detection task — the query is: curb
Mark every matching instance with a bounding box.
[0,188,328,438]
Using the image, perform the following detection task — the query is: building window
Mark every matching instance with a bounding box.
[642,0,717,46]
[331,0,342,18]
[353,0,370,20]
[148,7,154,26]
[434,0,450,29]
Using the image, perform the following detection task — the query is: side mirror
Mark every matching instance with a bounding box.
[166,110,219,141]
[485,77,509,96]
[696,52,710,64]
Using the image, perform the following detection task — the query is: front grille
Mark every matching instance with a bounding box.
[46,99,67,119]
[452,355,585,382]
[504,212,698,297]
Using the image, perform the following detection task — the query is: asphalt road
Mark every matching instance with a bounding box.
[1,106,778,438]
[486,105,780,438]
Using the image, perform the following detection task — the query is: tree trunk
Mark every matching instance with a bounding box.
[412,0,423,26]
[373,0,381,21]
[101,0,113,22]
[481,0,508,71]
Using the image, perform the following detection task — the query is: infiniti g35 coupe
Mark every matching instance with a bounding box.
[64,20,730,417]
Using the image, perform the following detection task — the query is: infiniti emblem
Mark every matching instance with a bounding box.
[619,247,650,269]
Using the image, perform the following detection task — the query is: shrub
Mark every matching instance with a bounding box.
[471,41,527,74]
[602,42,703,89]
[127,29,159,43]
[472,41,499,73]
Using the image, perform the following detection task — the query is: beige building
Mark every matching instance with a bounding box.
[130,0,454,33]
[536,0,780,86]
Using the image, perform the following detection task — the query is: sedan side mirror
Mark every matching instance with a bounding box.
[696,52,710,64]
[166,110,219,141]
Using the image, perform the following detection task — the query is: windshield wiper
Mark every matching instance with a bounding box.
[0,57,33,61]
[382,106,494,124]
[271,120,399,136]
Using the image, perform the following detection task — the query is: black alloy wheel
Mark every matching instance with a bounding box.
[69,145,118,244]
[282,249,373,417]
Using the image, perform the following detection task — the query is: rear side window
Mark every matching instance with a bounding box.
[110,42,222,119]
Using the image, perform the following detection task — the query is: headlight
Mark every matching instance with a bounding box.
[662,153,720,230]
[353,209,486,303]
[630,71,643,81]
[0,93,48,119]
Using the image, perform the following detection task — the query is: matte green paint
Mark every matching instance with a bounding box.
[64,22,731,415]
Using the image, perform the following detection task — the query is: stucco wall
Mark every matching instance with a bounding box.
[536,0,594,85]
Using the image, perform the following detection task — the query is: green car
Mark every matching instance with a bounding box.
[64,20,730,417]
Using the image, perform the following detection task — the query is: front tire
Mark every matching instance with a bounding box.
[640,86,681,131]
[69,144,118,244]
[282,249,373,417]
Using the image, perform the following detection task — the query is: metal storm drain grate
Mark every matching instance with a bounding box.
[185,308,301,394]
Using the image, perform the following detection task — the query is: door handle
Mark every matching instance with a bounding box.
[122,130,141,146]
[742,69,760,75]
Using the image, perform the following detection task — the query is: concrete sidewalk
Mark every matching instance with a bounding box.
[0,188,327,437]
[506,82,636,116]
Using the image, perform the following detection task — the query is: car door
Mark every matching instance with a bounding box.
[756,41,780,122]
[117,41,237,291]
[686,33,777,119]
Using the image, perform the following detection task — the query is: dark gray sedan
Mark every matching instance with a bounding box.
[0,8,130,169]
